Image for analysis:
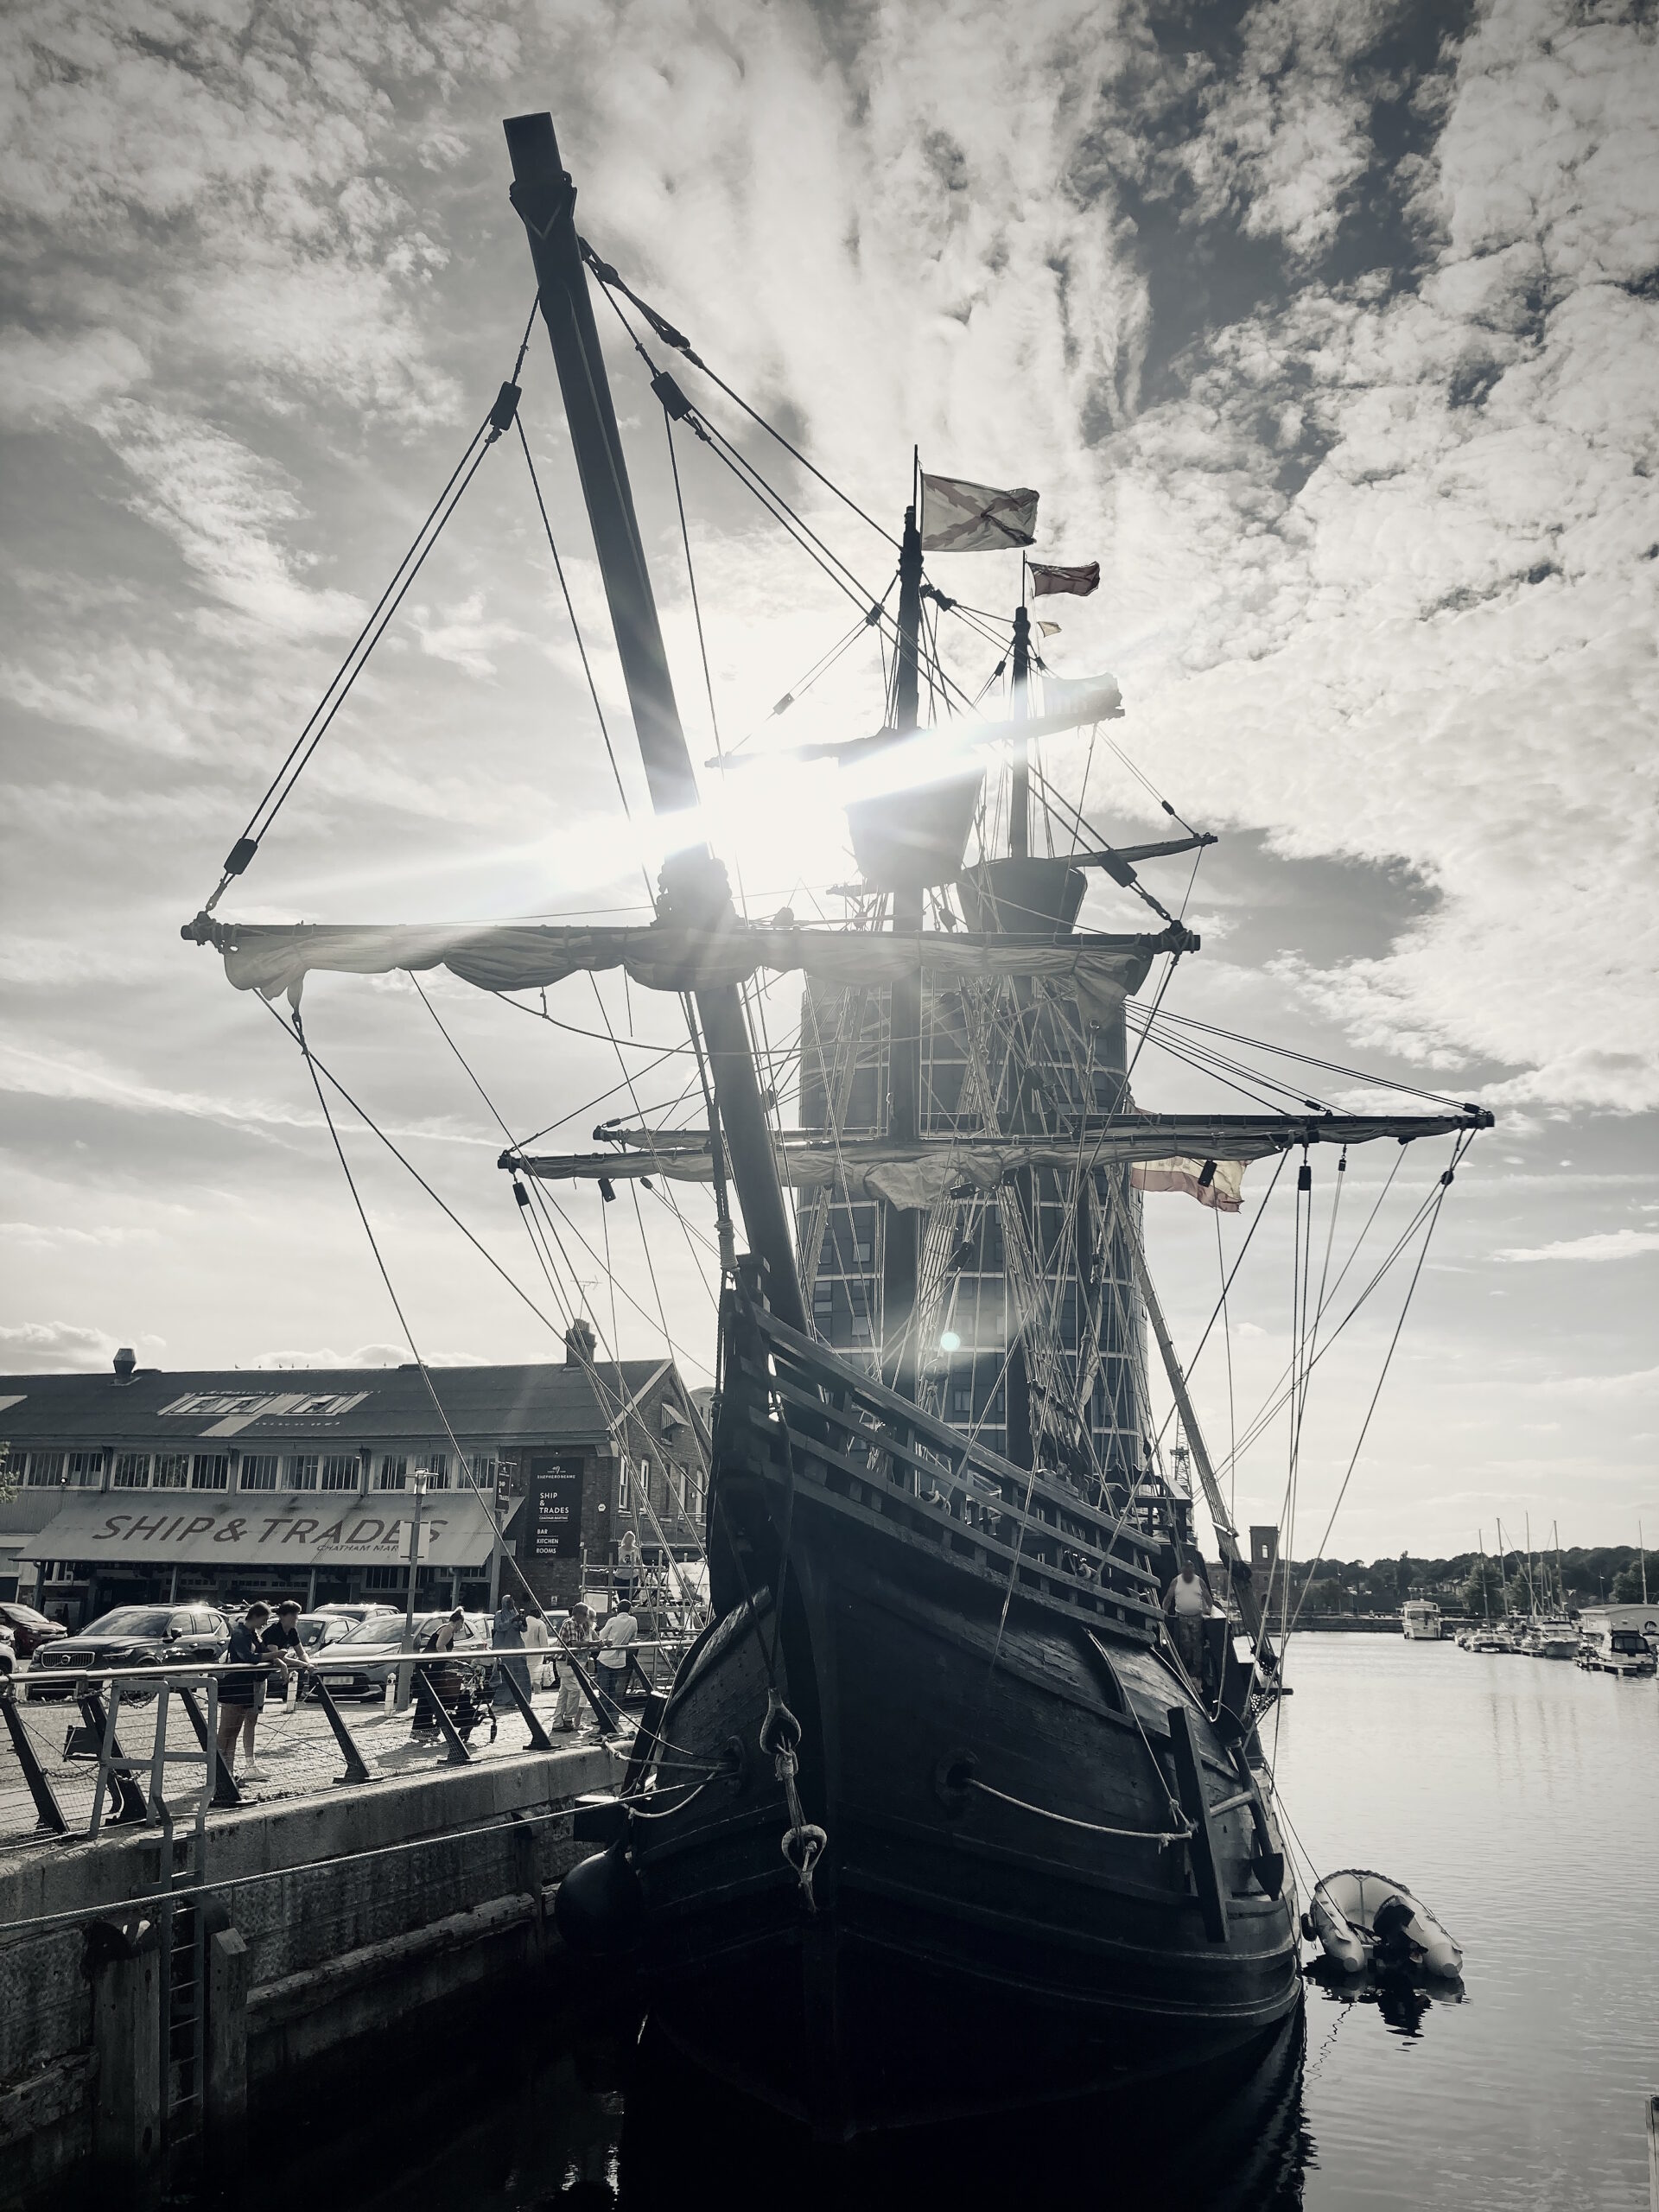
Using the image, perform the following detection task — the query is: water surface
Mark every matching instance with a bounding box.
[211,1636,1659,2209]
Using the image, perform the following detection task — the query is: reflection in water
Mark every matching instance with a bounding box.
[622,2005,1313,2209]
[226,1988,1316,2212]
[1305,1955,1468,2042]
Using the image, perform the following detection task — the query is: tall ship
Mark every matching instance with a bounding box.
[184,111,1491,2137]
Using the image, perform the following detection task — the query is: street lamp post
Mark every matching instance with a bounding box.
[394,1473,430,1713]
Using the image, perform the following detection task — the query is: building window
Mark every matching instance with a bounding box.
[152,1452,190,1489]
[26,1452,65,1488]
[421,1452,449,1491]
[288,1454,319,1491]
[950,1389,972,1417]
[321,1454,359,1492]
[113,1452,150,1489]
[363,1566,405,1591]
[618,1459,631,1510]
[66,1450,104,1486]
[191,1453,229,1491]
[239,1453,279,1491]
[377,1455,407,1491]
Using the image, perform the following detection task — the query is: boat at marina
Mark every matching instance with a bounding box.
[182,108,1493,2137]
[1574,1606,1657,1676]
[1402,1599,1442,1641]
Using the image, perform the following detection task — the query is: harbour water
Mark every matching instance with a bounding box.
[205,1637,1659,2209]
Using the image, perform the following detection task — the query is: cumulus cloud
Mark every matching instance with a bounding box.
[0,1320,119,1370]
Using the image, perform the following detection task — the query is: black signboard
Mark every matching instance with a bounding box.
[528,1454,583,1559]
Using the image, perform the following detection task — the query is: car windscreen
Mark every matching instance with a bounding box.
[84,1608,174,1638]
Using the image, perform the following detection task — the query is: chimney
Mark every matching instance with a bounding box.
[564,1319,597,1366]
[113,1346,137,1384]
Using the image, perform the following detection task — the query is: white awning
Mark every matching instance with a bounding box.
[18,1491,502,1569]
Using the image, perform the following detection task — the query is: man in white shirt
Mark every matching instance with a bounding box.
[594,1605,637,1724]
[1162,1555,1211,1685]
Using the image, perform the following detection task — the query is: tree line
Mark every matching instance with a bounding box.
[1280,1544,1650,1618]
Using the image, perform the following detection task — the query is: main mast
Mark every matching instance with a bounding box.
[880,502,925,1398]
[503,111,804,1333]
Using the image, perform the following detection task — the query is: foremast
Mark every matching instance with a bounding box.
[504,111,805,1332]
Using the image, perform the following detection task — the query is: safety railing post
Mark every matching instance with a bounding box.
[0,1685,69,1834]
[309,1677,373,1785]
[176,1684,241,1809]
[411,1662,472,1765]
[493,1656,555,1751]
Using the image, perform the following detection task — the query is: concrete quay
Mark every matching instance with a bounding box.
[0,1740,616,2207]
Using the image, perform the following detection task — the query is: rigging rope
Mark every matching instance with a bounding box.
[201,298,539,912]
[283,1006,552,1625]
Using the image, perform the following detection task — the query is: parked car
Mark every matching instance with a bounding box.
[296,1611,360,1656]
[0,1600,67,1661]
[312,1611,496,1700]
[25,1605,231,1698]
[0,1622,14,1686]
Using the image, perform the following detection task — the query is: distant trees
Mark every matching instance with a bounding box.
[1462,1556,1505,1619]
[1611,1563,1650,1605]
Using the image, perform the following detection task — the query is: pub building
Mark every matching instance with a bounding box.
[0,1324,707,1629]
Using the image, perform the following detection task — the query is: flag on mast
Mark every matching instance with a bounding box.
[919,473,1039,551]
[1029,560,1100,598]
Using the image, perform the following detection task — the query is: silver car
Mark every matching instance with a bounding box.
[312,1611,496,1700]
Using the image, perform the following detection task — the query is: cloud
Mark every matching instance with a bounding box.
[0,1319,118,1371]
[1498,1229,1659,1265]
[0,327,149,429]
[94,399,365,639]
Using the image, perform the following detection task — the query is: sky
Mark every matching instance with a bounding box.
[1,0,1655,1558]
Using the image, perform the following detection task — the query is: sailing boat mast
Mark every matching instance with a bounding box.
[503,111,804,1333]
[1009,594,1031,859]
[881,500,925,1398]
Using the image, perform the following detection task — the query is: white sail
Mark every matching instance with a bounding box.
[188,914,1173,1018]
[509,1110,1480,1207]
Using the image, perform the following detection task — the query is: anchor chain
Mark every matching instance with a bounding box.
[760,1688,826,1913]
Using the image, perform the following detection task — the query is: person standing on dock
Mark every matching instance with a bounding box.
[522,1601,551,1690]
[215,1600,270,1780]
[594,1601,637,1726]
[493,1596,531,1702]
[553,1604,593,1731]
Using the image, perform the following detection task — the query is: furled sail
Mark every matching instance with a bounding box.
[505,1109,1487,1210]
[183,913,1185,1019]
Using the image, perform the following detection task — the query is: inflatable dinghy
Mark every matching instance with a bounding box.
[1304,1869,1462,1978]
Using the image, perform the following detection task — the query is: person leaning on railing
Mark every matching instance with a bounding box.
[552,1603,593,1732]
[214,1600,270,1781]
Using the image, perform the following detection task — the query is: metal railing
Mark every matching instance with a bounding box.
[0,1637,691,1854]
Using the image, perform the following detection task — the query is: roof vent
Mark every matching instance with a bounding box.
[113,1346,137,1383]
[564,1319,597,1366]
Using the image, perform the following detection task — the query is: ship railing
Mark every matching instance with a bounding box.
[720,1264,1165,1637]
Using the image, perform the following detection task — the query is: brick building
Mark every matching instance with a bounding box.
[0,1324,706,1627]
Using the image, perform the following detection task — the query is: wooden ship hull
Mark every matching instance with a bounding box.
[627,1281,1301,2137]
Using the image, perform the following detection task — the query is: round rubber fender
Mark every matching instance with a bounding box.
[554,1840,644,1957]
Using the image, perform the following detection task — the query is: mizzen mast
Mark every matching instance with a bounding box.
[503,111,805,1332]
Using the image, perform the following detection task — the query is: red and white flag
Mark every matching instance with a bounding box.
[920,472,1039,552]
[1029,560,1100,598]
[1130,1157,1245,1212]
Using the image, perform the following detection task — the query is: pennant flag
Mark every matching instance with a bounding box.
[1029,560,1100,599]
[920,472,1039,552]
[1037,620,1062,637]
[1130,1157,1246,1212]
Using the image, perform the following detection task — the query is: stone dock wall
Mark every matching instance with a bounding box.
[0,1744,613,2206]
